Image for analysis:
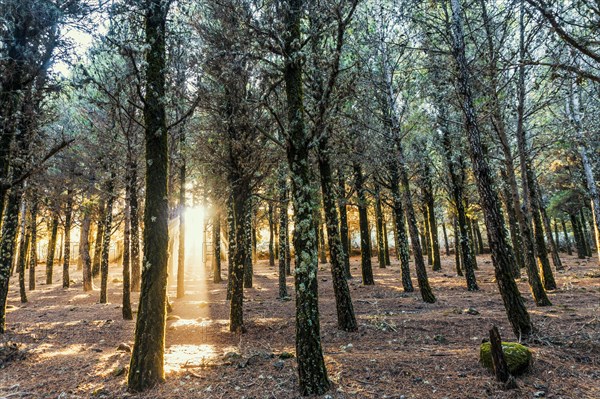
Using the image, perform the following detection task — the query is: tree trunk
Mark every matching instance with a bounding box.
[128,0,171,390]
[375,187,386,269]
[16,199,28,303]
[562,218,572,255]
[62,192,73,288]
[383,214,391,266]
[282,0,330,392]
[129,162,141,292]
[337,170,352,278]
[226,196,235,300]
[453,218,463,276]
[122,190,133,320]
[212,211,222,283]
[580,209,593,257]
[29,200,37,291]
[442,220,450,256]
[278,167,289,298]
[45,212,59,285]
[450,0,534,335]
[100,173,115,304]
[540,206,563,270]
[390,161,413,292]
[80,201,93,292]
[243,205,253,288]
[353,163,374,285]
[230,180,250,332]
[92,199,105,279]
[268,202,275,267]
[317,134,357,331]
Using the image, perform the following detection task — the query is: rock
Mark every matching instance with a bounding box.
[479,342,532,375]
[279,351,295,359]
[434,334,448,344]
[272,360,284,370]
[340,343,354,352]
[166,315,181,321]
[117,343,132,353]
[222,351,242,362]
[533,391,546,398]
[463,307,480,315]
[112,365,127,377]
[91,348,103,353]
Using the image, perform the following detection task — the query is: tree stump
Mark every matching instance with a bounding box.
[489,325,517,389]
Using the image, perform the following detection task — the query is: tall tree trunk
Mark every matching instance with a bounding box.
[278,167,289,298]
[375,186,386,269]
[450,0,535,335]
[570,213,586,258]
[337,170,352,278]
[268,202,275,267]
[100,173,115,304]
[453,217,463,276]
[212,211,222,283]
[129,163,141,292]
[353,163,374,285]
[177,145,186,298]
[122,190,133,320]
[29,199,37,291]
[226,196,235,300]
[45,212,59,285]
[282,0,330,392]
[80,201,93,292]
[442,220,450,256]
[230,180,250,332]
[540,206,563,270]
[128,0,171,390]
[317,134,357,331]
[562,218,572,255]
[579,209,592,257]
[421,217,431,265]
[383,214,391,266]
[389,161,413,292]
[16,199,28,303]
[62,191,73,288]
[243,204,253,288]
[92,199,105,279]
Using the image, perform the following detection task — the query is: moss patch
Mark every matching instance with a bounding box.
[480,342,532,375]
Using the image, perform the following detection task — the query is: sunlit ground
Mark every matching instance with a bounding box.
[165,206,216,373]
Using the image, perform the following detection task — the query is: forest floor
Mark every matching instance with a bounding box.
[1,253,599,399]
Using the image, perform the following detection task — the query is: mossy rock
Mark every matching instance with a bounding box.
[480,342,532,375]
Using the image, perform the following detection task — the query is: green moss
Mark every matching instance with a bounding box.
[480,342,532,375]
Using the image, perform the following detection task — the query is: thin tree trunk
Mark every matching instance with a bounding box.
[212,211,222,283]
[45,212,59,285]
[92,199,105,279]
[268,202,275,267]
[571,212,586,258]
[383,214,391,266]
[442,220,450,256]
[29,200,37,291]
[122,189,133,320]
[453,217,463,276]
[243,205,253,288]
[353,163,374,285]
[129,163,141,292]
[62,192,73,288]
[278,167,289,298]
[375,186,386,269]
[80,201,93,292]
[540,206,563,270]
[390,166,413,292]
[100,173,115,304]
[17,200,28,303]
[226,196,235,300]
[177,154,186,298]
[338,170,352,278]
[561,218,572,255]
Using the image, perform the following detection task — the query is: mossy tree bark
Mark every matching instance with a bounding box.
[282,0,330,393]
[450,0,534,336]
[127,0,171,391]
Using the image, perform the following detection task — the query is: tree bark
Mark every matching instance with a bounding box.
[212,211,222,283]
[28,199,37,291]
[337,170,352,278]
[561,218,572,255]
[80,200,93,292]
[92,199,105,279]
[278,167,289,299]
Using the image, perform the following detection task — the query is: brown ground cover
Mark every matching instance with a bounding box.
[1,254,599,399]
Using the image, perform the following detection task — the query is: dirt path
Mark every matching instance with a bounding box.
[1,254,599,398]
